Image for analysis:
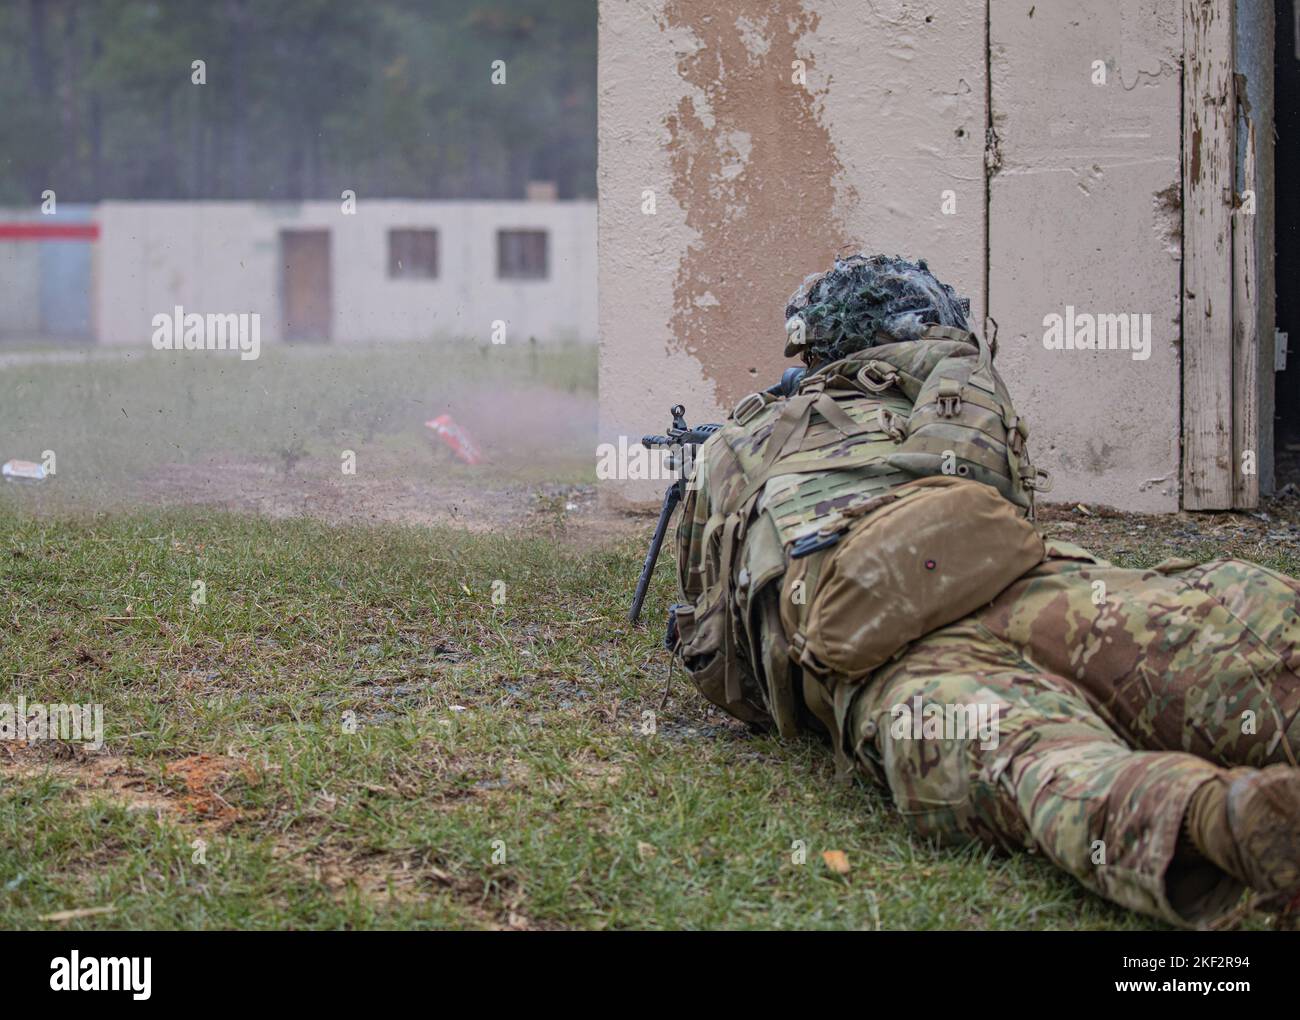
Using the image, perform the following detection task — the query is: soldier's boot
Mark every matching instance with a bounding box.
[1186,765,1300,895]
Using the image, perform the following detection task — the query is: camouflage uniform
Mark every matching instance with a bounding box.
[674,270,1300,925]
[847,544,1300,925]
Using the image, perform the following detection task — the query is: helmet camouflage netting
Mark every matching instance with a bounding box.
[783,254,972,364]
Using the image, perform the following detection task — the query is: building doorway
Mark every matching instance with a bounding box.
[1275,1,1300,485]
[280,229,332,342]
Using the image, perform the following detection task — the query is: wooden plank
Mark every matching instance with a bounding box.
[1258,42,1276,497]
[1233,105,1259,505]
[1232,3,1276,506]
[1182,0,1236,509]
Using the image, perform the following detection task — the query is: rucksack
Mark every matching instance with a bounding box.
[672,325,1050,754]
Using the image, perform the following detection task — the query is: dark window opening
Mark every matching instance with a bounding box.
[497,229,548,280]
[388,229,439,279]
[1275,1,1300,483]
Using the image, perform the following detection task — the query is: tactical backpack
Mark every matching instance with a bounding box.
[673,325,1050,762]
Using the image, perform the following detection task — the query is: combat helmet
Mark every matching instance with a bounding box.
[783,254,972,365]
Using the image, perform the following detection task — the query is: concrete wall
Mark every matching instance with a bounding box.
[95,200,597,346]
[598,0,1185,510]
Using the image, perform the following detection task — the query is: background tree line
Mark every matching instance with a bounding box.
[0,0,595,204]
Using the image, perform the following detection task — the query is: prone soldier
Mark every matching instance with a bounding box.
[665,254,1300,928]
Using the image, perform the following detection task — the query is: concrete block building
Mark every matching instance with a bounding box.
[0,199,597,348]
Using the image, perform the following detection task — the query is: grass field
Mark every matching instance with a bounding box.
[3,496,1296,930]
[0,340,597,508]
[3,342,1297,929]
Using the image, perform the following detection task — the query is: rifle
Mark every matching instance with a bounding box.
[628,366,806,625]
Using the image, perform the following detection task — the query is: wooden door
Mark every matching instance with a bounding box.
[1182,1,1276,508]
[280,230,332,341]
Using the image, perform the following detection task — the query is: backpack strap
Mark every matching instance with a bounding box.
[736,389,871,507]
[922,325,972,344]
[718,512,745,704]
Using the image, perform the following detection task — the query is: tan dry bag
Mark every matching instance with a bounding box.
[790,475,1045,683]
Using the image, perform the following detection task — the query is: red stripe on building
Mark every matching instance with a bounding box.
[0,222,99,240]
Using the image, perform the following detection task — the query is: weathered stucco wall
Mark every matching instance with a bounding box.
[599,0,1185,511]
[599,0,986,503]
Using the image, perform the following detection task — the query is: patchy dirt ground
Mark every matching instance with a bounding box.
[1,743,170,817]
[1035,488,1300,561]
[0,741,246,830]
[134,451,1300,560]
[129,385,605,531]
[139,456,632,537]
[0,740,523,923]
[10,382,652,543]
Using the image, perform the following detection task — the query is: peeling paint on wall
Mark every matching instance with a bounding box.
[599,0,1185,511]
[1152,182,1182,258]
[660,0,858,406]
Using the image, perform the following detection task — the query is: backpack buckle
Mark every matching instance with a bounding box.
[875,406,906,442]
[1025,467,1054,493]
[857,361,899,393]
[936,379,963,417]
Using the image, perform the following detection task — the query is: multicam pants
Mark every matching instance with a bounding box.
[843,542,1300,926]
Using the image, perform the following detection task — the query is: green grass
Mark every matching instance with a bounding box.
[5,501,1290,930]
[0,340,597,504]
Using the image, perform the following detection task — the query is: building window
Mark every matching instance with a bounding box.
[388,229,439,279]
[497,229,548,280]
